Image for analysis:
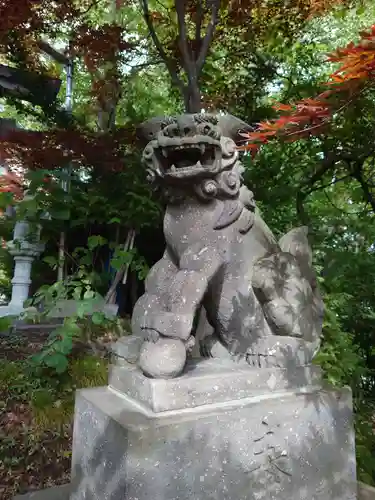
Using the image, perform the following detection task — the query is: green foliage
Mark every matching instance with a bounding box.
[0,354,108,432]
[20,234,134,374]
[0,359,23,387]
[314,293,366,389]
[29,356,108,430]
[355,402,375,486]
[25,298,128,376]
[69,355,109,388]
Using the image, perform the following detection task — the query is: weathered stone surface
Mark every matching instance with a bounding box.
[13,484,72,500]
[358,482,375,500]
[108,358,323,413]
[130,113,324,378]
[14,480,373,500]
[68,385,357,500]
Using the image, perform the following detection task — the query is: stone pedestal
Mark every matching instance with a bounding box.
[69,359,357,500]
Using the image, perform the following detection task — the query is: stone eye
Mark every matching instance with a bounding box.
[143,145,153,159]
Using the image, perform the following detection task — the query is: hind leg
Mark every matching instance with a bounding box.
[202,277,273,361]
[246,336,320,368]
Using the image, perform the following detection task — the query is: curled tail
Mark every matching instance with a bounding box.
[252,226,324,342]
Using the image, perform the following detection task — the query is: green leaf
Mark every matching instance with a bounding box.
[92,311,105,325]
[88,235,107,250]
[63,317,81,337]
[84,289,95,300]
[0,316,13,332]
[44,353,69,373]
[43,255,58,268]
[30,352,47,365]
[48,326,65,339]
[77,300,94,318]
[108,217,121,224]
[57,336,73,355]
[73,287,83,300]
[51,208,70,220]
[0,192,15,208]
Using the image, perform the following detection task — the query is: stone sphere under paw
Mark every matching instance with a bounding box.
[139,338,187,379]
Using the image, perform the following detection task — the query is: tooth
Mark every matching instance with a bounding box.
[196,161,202,168]
[200,144,206,154]
[162,148,168,157]
[171,165,176,172]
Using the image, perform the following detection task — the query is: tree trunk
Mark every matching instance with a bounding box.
[140,0,219,115]
[184,84,202,113]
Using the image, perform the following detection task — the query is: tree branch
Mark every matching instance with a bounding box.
[195,0,204,51]
[139,0,185,91]
[127,59,164,75]
[79,0,102,16]
[352,163,375,213]
[306,173,352,194]
[196,0,220,76]
[296,152,336,226]
[176,0,195,78]
[37,40,70,66]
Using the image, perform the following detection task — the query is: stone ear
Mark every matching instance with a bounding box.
[216,114,254,145]
[137,113,254,145]
[136,116,168,144]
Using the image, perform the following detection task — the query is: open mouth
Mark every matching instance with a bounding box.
[156,143,217,176]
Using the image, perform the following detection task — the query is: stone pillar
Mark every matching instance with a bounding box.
[0,220,44,317]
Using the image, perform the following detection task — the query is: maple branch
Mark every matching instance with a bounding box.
[196,0,220,76]
[139,0,185,91]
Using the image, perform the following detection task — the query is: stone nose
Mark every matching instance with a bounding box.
[162,123,180,137]
[162,122,197,138]
[176,115,197,136]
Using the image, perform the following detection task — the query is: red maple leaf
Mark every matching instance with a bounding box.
[240,22,375,155]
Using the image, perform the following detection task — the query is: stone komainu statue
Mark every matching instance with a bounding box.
[131,113,324,379]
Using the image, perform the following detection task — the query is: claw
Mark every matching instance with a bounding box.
[142,328,160,343]
[246,347,275,368]
[185,335,196,352]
